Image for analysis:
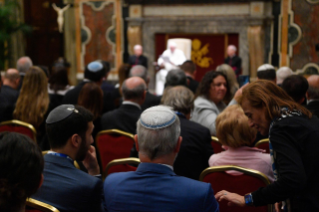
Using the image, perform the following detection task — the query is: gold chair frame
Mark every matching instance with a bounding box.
[42,151,80,170]
[200,165,272,212]
[211,136,219,143]
[103,157,140,180]
[0,119,37,143]
[254,138,269,147]
[26,198,60,212]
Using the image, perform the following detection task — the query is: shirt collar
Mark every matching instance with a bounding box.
[307,99,319,104]
[122,101,141,110]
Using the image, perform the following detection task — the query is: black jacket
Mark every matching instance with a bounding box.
[174,114,214,180]
[306,100,319,118]
[224,55,242,75]
[186,76,199,94]
[128,55,148,69]
[141,92,161,111]
[0,85,19,105]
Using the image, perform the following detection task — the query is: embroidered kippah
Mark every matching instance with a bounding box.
[139,106,177,129]
[257,64,275,72]
[87,61,103,73]
[46,104,78,124]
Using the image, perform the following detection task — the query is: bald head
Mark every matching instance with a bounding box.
[122,77,146,104]
[307,75,319,100]
[3,68,20,89]
[17,56,33,74]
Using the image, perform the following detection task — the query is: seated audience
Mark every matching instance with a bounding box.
[215,80,319,211]
[63,61,113,112]
[13,66,50,142]
[162,86,214,180]
[257,64,276,83]
[209,104,274,182]
[306,75,319,117]
[78,82,103,140]
[180,60,199,93]
[276,66,293,86]
[1,69,20,105]
[32,105,103,212]
[216,64,239,104]
[16,56,33,90]
[282,75,308,104]
[101,77,146,134]
[191,71,236,135]
[48,66,74,111]
[103,106,219,212]
[129,65,160,111]
[0,132,44,212]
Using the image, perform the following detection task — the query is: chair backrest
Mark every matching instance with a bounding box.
[96,129,135,174]
[200,165,272,212]
[103,157,140,180]
[42,151,80,169]
[211,136,224,154]
[0,119,37,142]
[167,38,192,59]
[26,198,60,212]
[255,138,270,153]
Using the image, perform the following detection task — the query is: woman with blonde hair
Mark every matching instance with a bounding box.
[215,80,319,212]
[216,64,239,104]
[209,104,274,182]
[14,66,50,135]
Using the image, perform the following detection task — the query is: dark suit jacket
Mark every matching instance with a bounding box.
[174,114,214,180]
[101,81,115,94]
[101,103,141,134]
[141,91,161,111]
[0,85,19,105]
[224,55,242,76]
[187,76,199,94]
[32,154,103,212]
[104,163,219,212]
[128,55,148,69]
[63,81,114,113]
[0,94,14,122]
[307,100,319,117]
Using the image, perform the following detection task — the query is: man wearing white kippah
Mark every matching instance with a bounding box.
[103,105,219,212]
[257,64,277,84]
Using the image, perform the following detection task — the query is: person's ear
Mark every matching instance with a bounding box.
[70,134,81,148]
[134,134,139,152]
[174,136,183,153]
[38,174,44,189]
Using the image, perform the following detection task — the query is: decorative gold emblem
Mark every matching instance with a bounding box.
[191,39,213,68]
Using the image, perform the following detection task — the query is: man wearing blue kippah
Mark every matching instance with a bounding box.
[103,105,219,212]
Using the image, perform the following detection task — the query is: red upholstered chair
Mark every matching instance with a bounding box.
[103,157,140,180]
[211,136,224,154]
[26,198,59,212]
[200,165,272,212]
[0,120,37,142]
[255,138,270,153]
[96,129,135,176]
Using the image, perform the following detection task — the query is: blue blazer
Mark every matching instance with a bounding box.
[104,163,219,212]
[32,154,103,212]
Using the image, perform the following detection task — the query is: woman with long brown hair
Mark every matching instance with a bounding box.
[14,66,50,132]
[215,80,319,212]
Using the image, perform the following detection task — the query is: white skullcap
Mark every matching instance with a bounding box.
[168,41,177,48]
[87,61,103,73]
[276,66,293,84]
[257,64,275,72]
[140,106,177,130]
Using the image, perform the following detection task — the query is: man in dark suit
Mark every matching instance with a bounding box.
[128,45,148,69]
[1,69,20,105]
[103,105,219,212]
[100,60,115,94]
[129,65,161,111]
[16,56,33,90]
[101,77,146,134]
[63,61,114,112]
[162,86,214,180]
[224,45,241,77]
[306,75,319,117]
[181,60,199,94]
[32,105,103,212]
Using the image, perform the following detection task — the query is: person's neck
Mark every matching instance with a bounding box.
[139,152,175,167]
[3,82,17,90]
[50,148,76,160]
[124,99,143,106]
[185,72,194,79]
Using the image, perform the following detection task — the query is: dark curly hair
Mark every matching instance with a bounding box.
[196,71,230,100]
[0,132,44,211]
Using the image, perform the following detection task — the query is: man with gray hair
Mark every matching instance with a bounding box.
[164,69,187,88]
[128,44,148,68]
[103,105,219,212]
[306,75,319,117]
[101,76,146,134]
[16,56,33,90]
[224,45,241,77]
[129,65,160,111]
[276,66,293,86]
